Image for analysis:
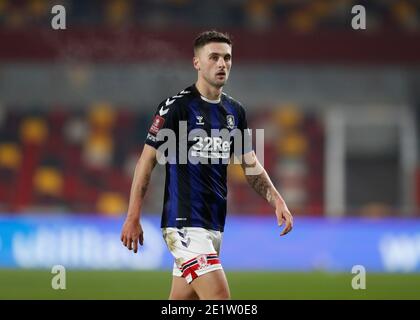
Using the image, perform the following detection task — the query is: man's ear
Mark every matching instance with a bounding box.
[193,56,200,71]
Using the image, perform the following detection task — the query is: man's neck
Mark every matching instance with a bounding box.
[195,79,223,101]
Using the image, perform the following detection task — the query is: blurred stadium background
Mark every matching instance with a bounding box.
[1,0,420,299]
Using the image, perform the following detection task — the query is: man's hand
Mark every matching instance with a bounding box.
[275,200,293,236]
[120,218,144,253]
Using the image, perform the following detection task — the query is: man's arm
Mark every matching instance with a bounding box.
[121,144,157,253]
[240,151,293,236]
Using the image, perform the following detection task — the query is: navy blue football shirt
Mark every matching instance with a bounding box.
[145,84,252,232]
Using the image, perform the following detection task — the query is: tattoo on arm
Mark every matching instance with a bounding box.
[245,167,277,207]
[140,171,151,199]
[136,156,157,200]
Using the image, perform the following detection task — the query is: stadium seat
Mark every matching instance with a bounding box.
[96,191,127,215]
[0,143,21,170]
[33,166,63,197]
[89,102,115,130]
[277,132,308,157]
[20,117,48,145]
[105,0,131,27]
[274,104,303,130]
[83,132,114,169]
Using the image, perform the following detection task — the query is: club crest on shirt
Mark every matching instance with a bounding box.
[226,115,235,129]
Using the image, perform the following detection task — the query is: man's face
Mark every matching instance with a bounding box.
[193,42,232,88]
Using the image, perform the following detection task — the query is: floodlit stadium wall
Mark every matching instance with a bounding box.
[1,215,419,273]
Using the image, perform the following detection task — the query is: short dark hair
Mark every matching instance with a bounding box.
[193,30,232,53]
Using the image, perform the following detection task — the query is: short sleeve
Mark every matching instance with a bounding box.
[144,99,179,150]
[232,104,253,157]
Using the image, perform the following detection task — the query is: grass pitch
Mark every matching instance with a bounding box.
[0,269,419,300]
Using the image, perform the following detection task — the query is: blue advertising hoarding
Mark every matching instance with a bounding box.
[0,214,419,272]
